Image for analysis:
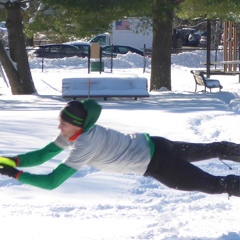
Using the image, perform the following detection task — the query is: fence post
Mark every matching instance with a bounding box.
[41,58,44,72]
[143,44,146,73]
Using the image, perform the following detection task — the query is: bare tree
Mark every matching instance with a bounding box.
[0,0,36,94]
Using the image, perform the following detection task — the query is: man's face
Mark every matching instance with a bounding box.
[58,118,82,138]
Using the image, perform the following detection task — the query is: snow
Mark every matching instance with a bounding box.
[1,50,240,240]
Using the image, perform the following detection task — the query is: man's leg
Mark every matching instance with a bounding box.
[144,137,240,196]
[161,138,240,163]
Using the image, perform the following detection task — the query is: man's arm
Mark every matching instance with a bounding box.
[0,163,77,190]
[17,142,64,167]
[18,163,77,189]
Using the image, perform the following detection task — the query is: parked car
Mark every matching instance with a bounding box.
[67,41,90,55]
[31,44,88,58]
[199,31,207,46]
[0,21,7,38]
[0,21,6,28]
[188,31,201,46]
[188,30,207,47]
[176,28,197,46]
[102,45,144,57]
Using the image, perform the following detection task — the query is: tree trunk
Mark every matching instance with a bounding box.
[4,0,36,94]
[0,41,25,94]
[150,1,173,91]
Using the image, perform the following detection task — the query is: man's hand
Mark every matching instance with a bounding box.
[0,156,18,167]
[0,164,21,178]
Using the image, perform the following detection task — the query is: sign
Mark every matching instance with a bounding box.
[115,21,130,30]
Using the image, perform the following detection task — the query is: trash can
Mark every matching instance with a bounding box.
[91,61,104,72]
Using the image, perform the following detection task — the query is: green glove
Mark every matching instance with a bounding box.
[0,156,19,167]
[0,164,21,178]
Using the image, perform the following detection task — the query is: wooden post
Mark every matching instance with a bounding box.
[224,21,238,72]
[224,21,228,72]
[233,27,238,71]
[206,20,211,78]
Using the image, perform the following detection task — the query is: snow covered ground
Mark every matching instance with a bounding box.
[1,50,240,240]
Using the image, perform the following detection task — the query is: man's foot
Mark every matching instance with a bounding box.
[219,141,240,162]
[219,175,240,197]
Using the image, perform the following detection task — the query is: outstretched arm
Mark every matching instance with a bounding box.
[1,133,70,168]
[0,142,65,168]
[17,142,64,167]
[0,163,77,190]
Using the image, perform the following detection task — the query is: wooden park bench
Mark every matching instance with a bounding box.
[190,70,223,93]
[62,76,149,100]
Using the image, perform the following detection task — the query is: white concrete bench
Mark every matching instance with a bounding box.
[62,77,149,100]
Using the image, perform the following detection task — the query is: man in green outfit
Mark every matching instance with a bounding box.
[1,99,240,197]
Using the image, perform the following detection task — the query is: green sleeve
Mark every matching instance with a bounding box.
[18,163,77,190]
[18,142,64,167]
